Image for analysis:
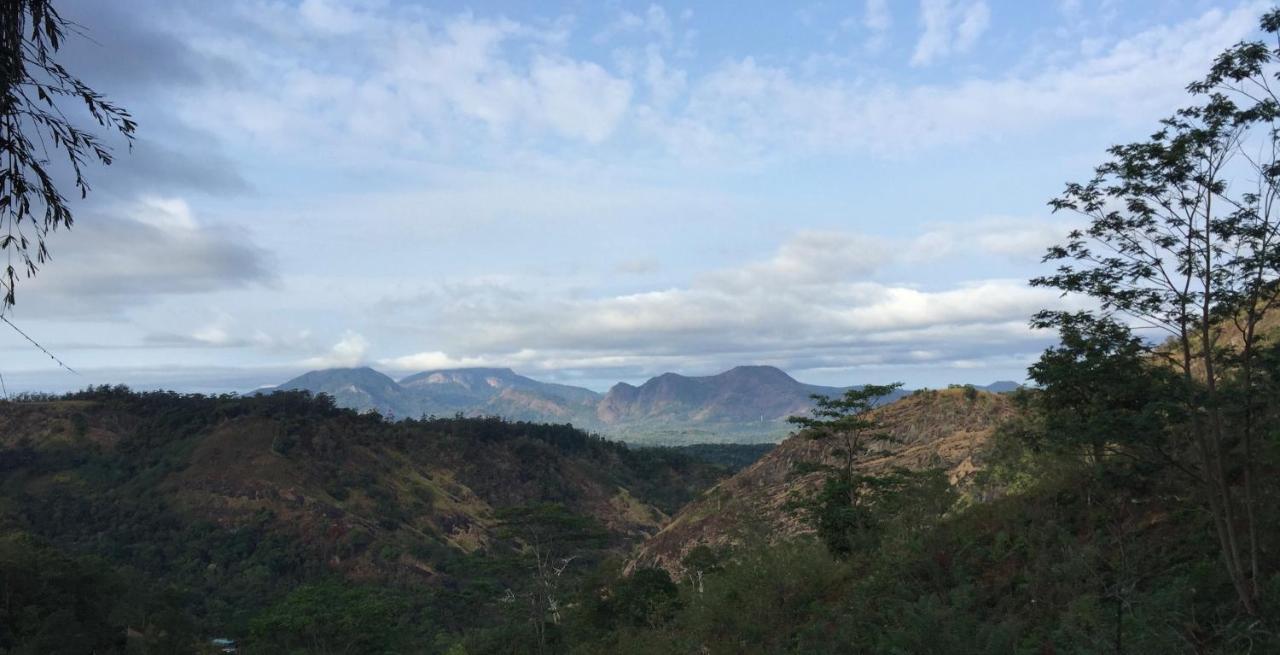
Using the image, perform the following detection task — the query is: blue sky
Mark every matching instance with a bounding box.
[0,0,1269,393]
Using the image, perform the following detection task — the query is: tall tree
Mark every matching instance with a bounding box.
[1,0,134,309]
[1034,7,1280,613]
[787,383,902,558]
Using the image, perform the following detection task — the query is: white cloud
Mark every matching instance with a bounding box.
[911,0,990,66]
[10,196,272,319]
[302,331,370,368]
[173,2,1261,165]
[704,230,890,291]
[594,4,674,44]
[377,350,496,372]
[297,0,377,35]
[908,216,1077,262]
[866,0,892,32]
[133,196,198,230]
[649,4,1259,161]
[184,11,633,150]
[374,232,1073,378]
[18,1,1258,391]
[864,0,893,52]
[192,320,233,346]
[640,46,687,109]
[530,56,633,143]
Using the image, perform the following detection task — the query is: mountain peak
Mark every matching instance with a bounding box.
[398,367,519,386]
[282,366,395,385]
[718,365,796,381]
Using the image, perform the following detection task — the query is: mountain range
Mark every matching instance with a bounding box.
[273,365,1018,445]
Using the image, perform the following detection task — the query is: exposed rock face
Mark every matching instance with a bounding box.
[628,388,1016,575]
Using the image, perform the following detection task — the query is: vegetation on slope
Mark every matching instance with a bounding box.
[0,387,729,653]
[630,387,1014,574]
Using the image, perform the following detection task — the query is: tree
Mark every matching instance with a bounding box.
[1034,7,1280,613]
[247,581,412,655]
[787,383,903,558]
[1,0,135,309]
[0,533,127,654]
[495,503,608,653]
[605,567,681,629]
[1026,312,1181,470]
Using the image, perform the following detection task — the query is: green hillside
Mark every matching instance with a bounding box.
[0,387,729,652]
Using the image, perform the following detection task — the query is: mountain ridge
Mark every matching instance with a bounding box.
[274,365,1016,444]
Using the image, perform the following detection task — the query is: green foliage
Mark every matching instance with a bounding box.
[0,387,729,653]
[248,581,416,655]
[565,455,1280,654]
[786,382,915,559]
[802,474,874,558]
[787,383,903,439]
[1033,5,1280,614]
[0,533,126,654]
[0,0,137,308]
[599,568,681,630]
[1025,312,1182,470]
[647,442,775,473]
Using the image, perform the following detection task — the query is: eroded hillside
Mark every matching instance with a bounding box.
[629,388,1015,574]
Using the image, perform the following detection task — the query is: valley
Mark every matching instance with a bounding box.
[5,2,1280,653]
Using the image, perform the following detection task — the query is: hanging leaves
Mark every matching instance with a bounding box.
[0,0,135,310]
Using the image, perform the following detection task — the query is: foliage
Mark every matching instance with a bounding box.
[592,568,682,631]
[0,0,135,308]
[785,382,918,559]
[1032,7,1280,613]
[248,581,417,655]
[646,442,775,473]
[1025,312,1183,471]
[0,386,725,653]
[0,532,126,654]
[564,447,1280,654]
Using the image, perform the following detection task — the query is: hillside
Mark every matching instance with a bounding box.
[629,388,1015,574]
[0,387,728,648]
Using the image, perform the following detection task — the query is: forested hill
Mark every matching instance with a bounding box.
[0,387,730,651]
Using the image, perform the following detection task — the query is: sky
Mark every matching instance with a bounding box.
[0,0,1271,393]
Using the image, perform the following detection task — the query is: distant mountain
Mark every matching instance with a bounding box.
[400,367,601,421]
[276,367,415,417]
[279,366,601,423]
[597,365,856,429]
[271,365,950,444]
[979,380,1022,393]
